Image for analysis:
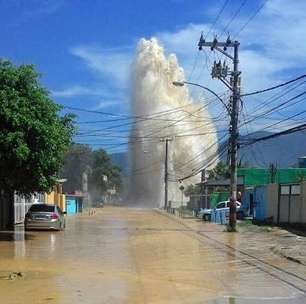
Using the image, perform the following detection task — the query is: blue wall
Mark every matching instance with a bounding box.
[66,196,83,214]
[253,186,267,221]
[66,197,77,214]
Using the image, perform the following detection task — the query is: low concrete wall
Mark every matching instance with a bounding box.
[266,184,278,221]
[300,182,306,223]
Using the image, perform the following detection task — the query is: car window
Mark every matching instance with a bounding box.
[216,202,226,209]
[225,202,240,207]
[29,204,55,212]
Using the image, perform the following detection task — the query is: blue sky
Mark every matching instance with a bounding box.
[1,0,306,152]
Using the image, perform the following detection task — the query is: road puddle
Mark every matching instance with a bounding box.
[0,208,305,303]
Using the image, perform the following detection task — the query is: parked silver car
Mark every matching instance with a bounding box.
[198,201,241,221]
[25,204,66,231]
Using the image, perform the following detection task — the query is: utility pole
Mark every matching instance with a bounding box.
[198,35,241,231]
[179,185,185,213]
[269,163,277,183]
[201,169,208,209]
[160,137,173,209]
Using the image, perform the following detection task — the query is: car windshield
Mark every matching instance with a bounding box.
[29,204,55,212]
[217,202,226,208]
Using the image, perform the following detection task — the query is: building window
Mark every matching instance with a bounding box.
[291,185,300,195]
[280,185,290,195]
[280,185,300,195]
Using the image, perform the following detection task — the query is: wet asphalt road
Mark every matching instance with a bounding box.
[0,207,306,304]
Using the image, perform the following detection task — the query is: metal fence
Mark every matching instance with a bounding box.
[14,193,45,224]
[14,202,33,224]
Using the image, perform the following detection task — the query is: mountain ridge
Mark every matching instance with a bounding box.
[111,130,306,175]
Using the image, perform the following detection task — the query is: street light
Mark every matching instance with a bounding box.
[179,185,185,217]
[172,80,229,113]
[172,81,185,87]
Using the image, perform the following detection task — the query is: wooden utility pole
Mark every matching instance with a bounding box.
[201,169,208,208]
[269,163,277,183]
[198,35,241,231]
[160,137,173,209]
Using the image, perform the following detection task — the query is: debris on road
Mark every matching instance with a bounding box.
[0,271,25,281]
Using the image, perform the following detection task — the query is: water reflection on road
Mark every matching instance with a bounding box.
[0,207,305,303]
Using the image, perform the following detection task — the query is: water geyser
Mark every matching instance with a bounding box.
[128,38,218,208]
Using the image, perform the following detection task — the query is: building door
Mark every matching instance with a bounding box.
[66,198,77,214]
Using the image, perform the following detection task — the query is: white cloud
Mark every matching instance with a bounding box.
[157,0,306,90]
[149,0,306,133]
[53,45,132,111]
[158,24,208,56]
[52,85,106,98]
[93,100,120,110]
[61,0,306,126]
[70,45,132,87]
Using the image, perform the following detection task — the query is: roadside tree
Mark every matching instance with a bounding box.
[0,60,74,229]
[89,149,123,203]
[60,143,92,193]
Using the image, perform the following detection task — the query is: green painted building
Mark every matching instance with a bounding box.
[238,168,306,186]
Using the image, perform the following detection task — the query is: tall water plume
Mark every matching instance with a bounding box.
[128,38,218,207]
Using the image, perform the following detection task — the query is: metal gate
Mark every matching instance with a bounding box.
[278,184,301,224]
[14,193,45,224]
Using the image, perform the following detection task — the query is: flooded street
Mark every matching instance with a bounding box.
[0,207,306,304]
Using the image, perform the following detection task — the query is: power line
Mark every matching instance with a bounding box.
[240,107,268,167]
[245,78,306,116]
[241,123,306,146]
[141,103,209,139]
[241,90,306,127]
[187,50,200,81]
[257,109,306,132]
[235,0,269,38]
[75,128,228,140]
[175,144,228,181]
[241,74,306,97]
[204,0,230,39]
[65,101,213,123]
[222,0,248,36]
[76,109,228,136]
[128,160,162,176]
[174,133,228,173]
[65,104,191,121]
[68,93,228,134]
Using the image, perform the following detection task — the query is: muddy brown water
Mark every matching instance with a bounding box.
[0,207,305,303]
